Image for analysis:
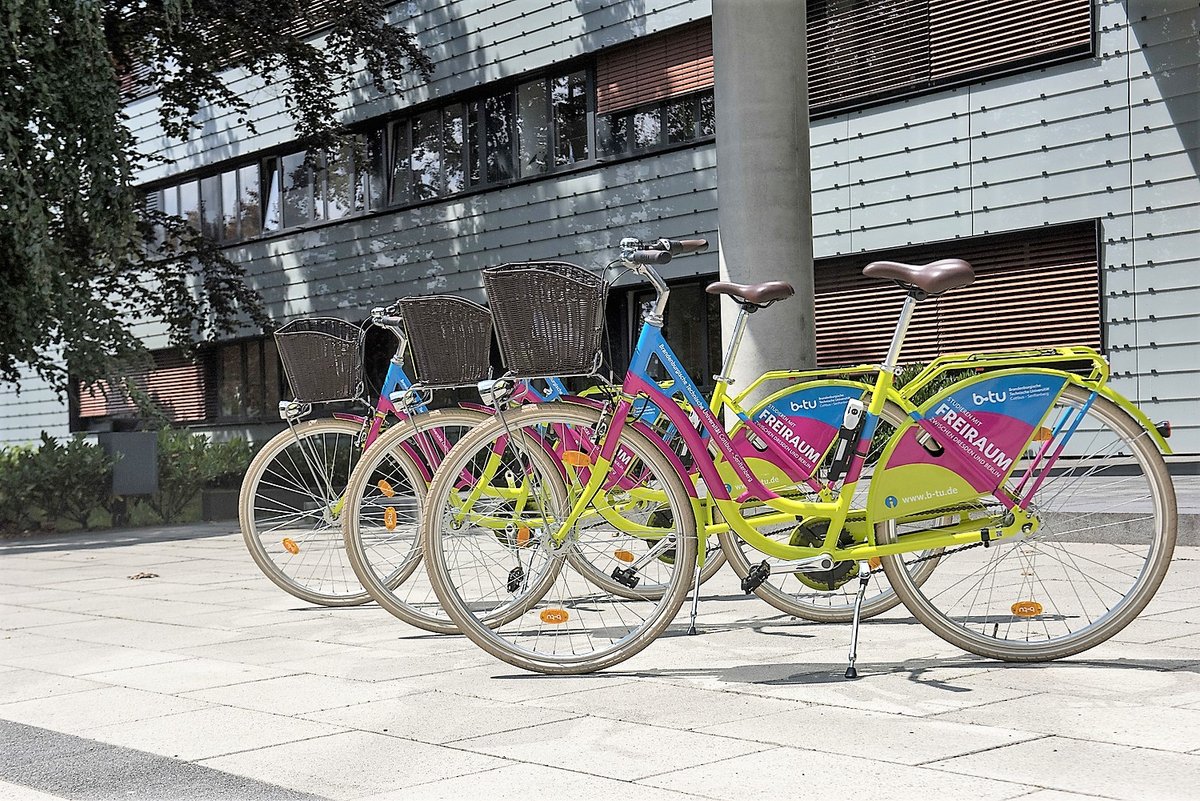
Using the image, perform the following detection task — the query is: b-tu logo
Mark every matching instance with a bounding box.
[790,399,818,412]
[972,390,1007,405]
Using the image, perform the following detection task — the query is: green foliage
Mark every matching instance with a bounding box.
[204,437,255,490]
[0,429,254,532]
[0,445,38,531]
[21,434,116,530]
[145,429,254,522]
[0,0,432,393]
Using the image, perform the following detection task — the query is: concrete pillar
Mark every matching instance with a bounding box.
[712,0,815,397]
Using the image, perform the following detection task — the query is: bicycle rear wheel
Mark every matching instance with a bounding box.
[880,384,1176,661]
[423,403,697,674]
[718,400,939,622]
[240,418,372,606]
[342,408,490,633]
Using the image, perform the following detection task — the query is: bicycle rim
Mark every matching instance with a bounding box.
[239,418,372,606]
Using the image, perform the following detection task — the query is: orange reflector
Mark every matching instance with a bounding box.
[561,450,592,468]
[282,538,300,555]
[384,506,398,531]
[377,479,396,497]
[1011,601,1043,618]
[1032,426,1053,442]
[868,557,882,569]
[540,608,569,624]
[517,526,531,546]
[614,549,635,563]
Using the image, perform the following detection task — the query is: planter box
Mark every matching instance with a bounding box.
[201,488,240,521]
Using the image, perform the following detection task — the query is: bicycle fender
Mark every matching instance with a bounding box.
[1088,380,1172,455]
[866,369,1072,522]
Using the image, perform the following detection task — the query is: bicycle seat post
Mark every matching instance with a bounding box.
[714,305,752,386]
[881,290,922,374]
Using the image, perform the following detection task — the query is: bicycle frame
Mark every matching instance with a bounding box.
[554,303,1165,565]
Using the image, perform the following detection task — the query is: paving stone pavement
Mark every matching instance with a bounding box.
[1,521,1198,800]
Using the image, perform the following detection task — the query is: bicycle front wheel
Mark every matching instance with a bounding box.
[240,417,372,606]
[342,408,490,633]
[423,403,698,674]
[880,383,1177,661]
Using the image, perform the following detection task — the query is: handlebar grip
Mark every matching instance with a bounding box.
[629,250,673,265]
[375,315,404,327]
[669,238,709,254]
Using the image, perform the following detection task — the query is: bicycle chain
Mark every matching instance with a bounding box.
[868,538,988,576]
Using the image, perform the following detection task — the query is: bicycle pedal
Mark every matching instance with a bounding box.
[506,566,525,593]
[611,566,640,589]
[741,560,771,594]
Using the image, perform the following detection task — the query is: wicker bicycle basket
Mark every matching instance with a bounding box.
[482,261,606,378]
[274,317,365,403]
[396,295,494,388]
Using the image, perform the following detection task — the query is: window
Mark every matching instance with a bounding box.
[813,222,1101,367]
[483,91,515,184]
[807,0,1093,113]
[211,338,283,421]
[237,163,262,238]
[280,151,313,227]
[443,104,467,194]
[597,89,712,157]
[74,350,207,429]
[552,71,589,165]
[517,79,551,178]
[411,110,443,199]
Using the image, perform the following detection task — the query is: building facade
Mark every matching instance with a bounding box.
[1,0,1197,455]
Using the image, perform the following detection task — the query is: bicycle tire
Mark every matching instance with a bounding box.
[342,407,491,633]
[424,403,697,674]
[239,418,373,606]
[880,383,1177,661]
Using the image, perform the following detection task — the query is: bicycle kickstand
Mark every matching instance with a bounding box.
[845,561,871,679]
[686,556,703,635]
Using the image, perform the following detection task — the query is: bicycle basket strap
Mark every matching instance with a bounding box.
[483,261,606,378]
[274,317,365,403]
[396,295,494,388]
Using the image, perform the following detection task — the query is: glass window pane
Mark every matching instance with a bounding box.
[237,164,261,238]
[199,174,221,239]
[281,151,311,227]
[218,345,242,418]
[467,101,482,186]
[160,185,179,248]
[220,169,239,240]
[485,91,514,183]
[323,144,354,220]
[366,129,387,210]
[552,71,589,165]
[389,121,411,205]
[261,158,282,232]
[178,180,201,232]
[517,79,550,178]
[443,104,466,194]
[597,114,628,157]
[699,90,716,137]
[667,97,696,144]
[245,342,263,418]
[411,110,442,200]
[145,189,165,250]
[264,339,281,411]
[632,108,662,150]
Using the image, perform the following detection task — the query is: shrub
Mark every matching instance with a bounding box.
[0,445,37,532]
[23,434,115,530]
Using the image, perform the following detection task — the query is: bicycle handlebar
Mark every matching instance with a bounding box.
[617,235,708,323]
[626,250,673,265]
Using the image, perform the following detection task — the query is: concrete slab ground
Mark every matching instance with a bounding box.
[1,519,1198,800]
